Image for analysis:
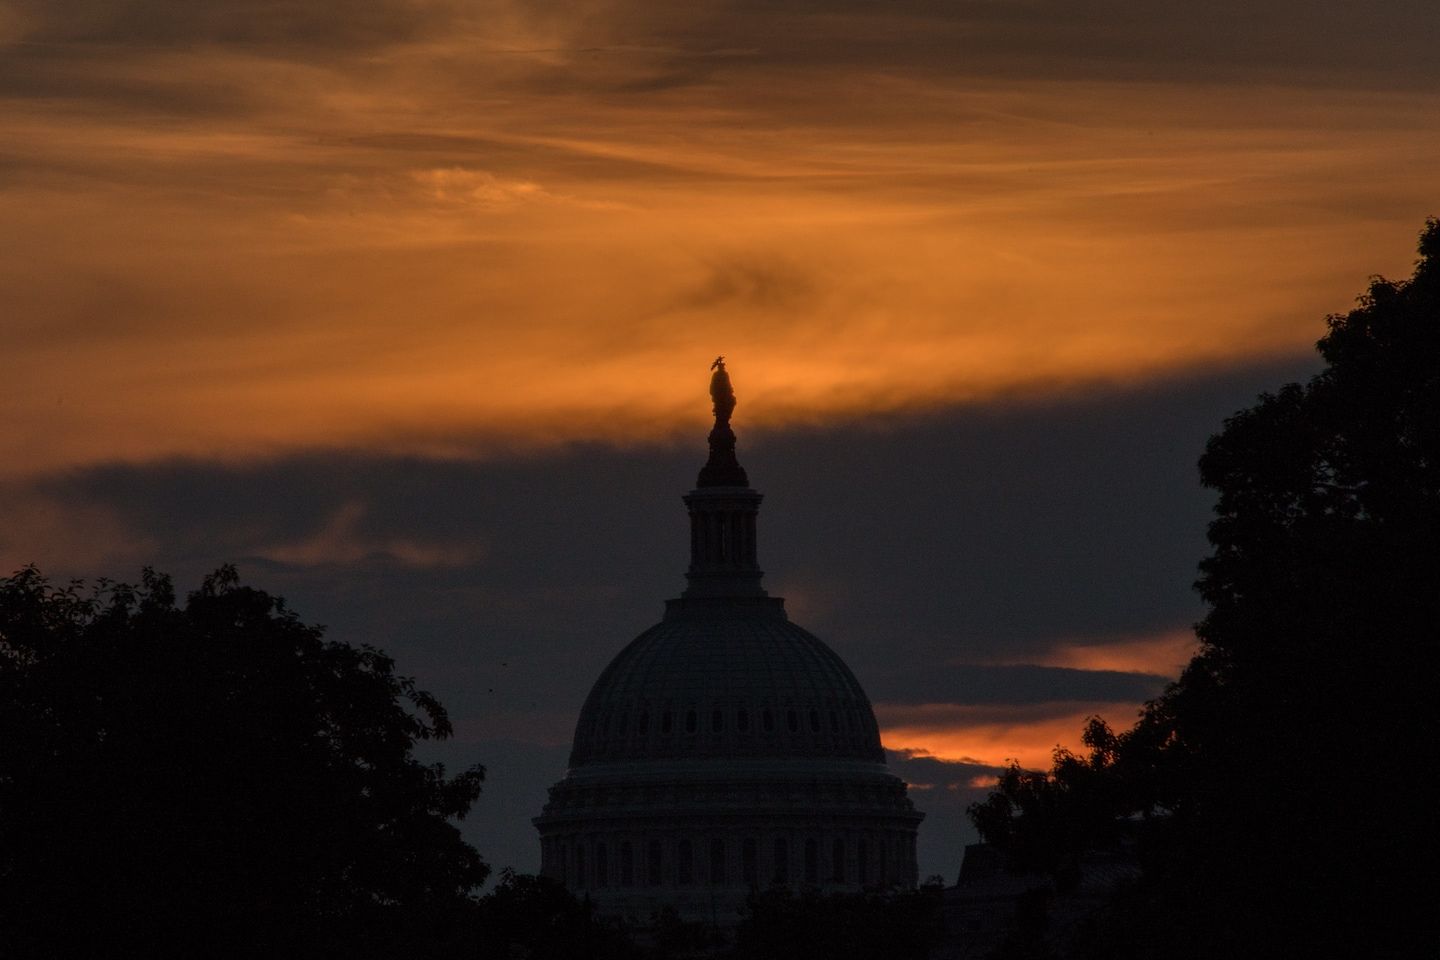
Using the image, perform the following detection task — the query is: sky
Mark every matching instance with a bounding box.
[2,0,1437,881]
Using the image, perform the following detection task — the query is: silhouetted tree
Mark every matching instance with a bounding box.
[727,883,944,960]
[474,870,650,960]
[967,716,1127,890]
[971,218,1440,959]
[0,566,487,959]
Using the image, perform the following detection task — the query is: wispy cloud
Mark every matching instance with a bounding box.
[2,1,1436,477]
[878,700,1148,769]
[873,630,1195,767]
[963,628,1199,677]
[254,501,478,568]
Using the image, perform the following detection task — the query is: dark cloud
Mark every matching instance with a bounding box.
[0,44,264,117]
[2,356,1321,879]
[8,0,1434,120]
[702,0,1440,88]
[871,664,1169,707]
[749,358,1321,683]
[671,255,819,313]
[9,0,454,50]
[20,353,1321,698]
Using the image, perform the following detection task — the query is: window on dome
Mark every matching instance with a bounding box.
[832,838,845,883]
[648,840,663,886]
[763,709,775,732]
[830,711,839,733]
[576,844,586,887]
[595,842,609,888]
[710,839,726,885]
[742,838,757,884]
[661,711,673,734]
[773,838,789,883]
[620,841,634,886]
[804,839,818,884]
[678,839,694,885]
[809,710,821,733]
[858,838,869,885]
[638,711,649,734]
[736,709,749,732]
[686,710,698,734]
[787,710,799,733]
[712,709,724,733]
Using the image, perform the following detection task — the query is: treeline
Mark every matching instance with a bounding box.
[0,564,942,959]
[476,873,944,960]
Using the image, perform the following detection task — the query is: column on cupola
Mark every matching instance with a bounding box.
[681,356,768,599]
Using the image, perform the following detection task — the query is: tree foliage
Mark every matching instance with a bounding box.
[474,870,649,960]
[969,218,1440,959]
[728,883,945,960]
[0,565,487,958]
[966,717,1127,888]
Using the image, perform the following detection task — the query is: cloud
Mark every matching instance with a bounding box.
[878,701,1147,770]
[980,628,1200,676]
[3,0,1437,478]
[11,1,1437,87]
[670,254,818,313]
[6,0,456,50]
[254,500,478,568]
[868,664,1170,709]
[0,486,156,574]
[410,167,553,208]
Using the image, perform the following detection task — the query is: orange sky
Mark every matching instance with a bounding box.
[4,2,1438,477]
[877,629,1198,769]
[3,2,1437,781]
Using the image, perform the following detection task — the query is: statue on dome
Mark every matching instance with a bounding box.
[709,356,736,427]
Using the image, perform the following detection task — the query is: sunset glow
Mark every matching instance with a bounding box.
[879,700,1147,771]
[5,5,1438,476]
[877,631,1197,768]
[4,0,1435,879]
[980,630,1199,678]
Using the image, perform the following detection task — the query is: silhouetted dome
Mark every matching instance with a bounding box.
[569,599,885,767]
[534,361,921,922]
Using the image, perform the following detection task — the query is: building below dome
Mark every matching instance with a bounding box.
[533,360,923,923]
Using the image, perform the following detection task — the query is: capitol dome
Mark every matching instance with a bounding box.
[568,607,885,767]
[534,361,922,922]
